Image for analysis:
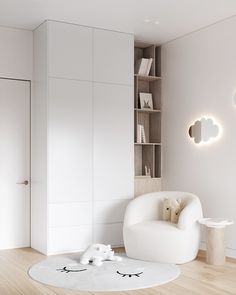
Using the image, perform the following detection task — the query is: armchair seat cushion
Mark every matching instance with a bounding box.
[130,220,179,234]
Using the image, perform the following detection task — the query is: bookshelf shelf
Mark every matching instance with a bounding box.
[134,74,161,81]
[134,143,161,146]
[135,176,160,179]
[134,41,162,190]
[134,108,161,113]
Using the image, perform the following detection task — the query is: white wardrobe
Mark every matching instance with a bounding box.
[32,21,134,255]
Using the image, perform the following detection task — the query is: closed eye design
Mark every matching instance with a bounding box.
[117,270,143,277]
[57,266,87,273]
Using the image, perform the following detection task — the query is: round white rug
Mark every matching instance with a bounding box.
[29,253,180,291]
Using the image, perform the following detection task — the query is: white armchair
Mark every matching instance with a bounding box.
[123,191,203,264]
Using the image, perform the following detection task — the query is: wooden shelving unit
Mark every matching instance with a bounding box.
[134,41,162,197]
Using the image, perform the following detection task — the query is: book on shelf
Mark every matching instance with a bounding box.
[135,58,153,76]
[137,124,146,143]
[137,124,142,143]
[145,58,153,75]
[135,58,149,75]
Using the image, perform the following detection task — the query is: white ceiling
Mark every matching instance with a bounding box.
[1,0,236,44]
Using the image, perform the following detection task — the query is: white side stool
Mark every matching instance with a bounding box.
[199,218,234,265]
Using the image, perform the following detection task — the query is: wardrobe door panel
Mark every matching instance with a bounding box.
[48,226,92,254]
[93,29,133,85]
[48,21,93,80]
[48,202,92,227]
[48,78,93,203]
[93,83,134,201]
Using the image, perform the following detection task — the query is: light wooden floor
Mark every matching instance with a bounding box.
[0,248,236,295]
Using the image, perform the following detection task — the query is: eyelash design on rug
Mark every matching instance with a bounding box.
[57,266,87,274]
[116,270,143,278]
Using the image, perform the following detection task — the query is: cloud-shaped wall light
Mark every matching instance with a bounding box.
[189,117,220,144]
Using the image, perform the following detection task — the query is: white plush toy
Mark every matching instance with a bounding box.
[163,198,172,221]
[170,198,182,224]
[80,244,122,266]
[163,198,183,224]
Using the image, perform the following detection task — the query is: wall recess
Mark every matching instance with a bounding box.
[189,117,220,144]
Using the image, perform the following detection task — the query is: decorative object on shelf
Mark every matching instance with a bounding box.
[188,117,220,144]
[135,58,153,76]
[144,165,151,176]
[199,218,234,265]
[137,124,146,143]
[139,92,153,110]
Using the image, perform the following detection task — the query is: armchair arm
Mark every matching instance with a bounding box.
[178,197,203,230]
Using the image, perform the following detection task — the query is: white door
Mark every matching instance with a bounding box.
[0,78,30,249]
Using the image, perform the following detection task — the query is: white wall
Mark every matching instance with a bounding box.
[162,16,236,258]
[0,26,32,80]
[0,26,33,248]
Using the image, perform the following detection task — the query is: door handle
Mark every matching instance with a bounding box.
[16,180,29,185]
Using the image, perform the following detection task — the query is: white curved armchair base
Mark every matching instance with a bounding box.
[123,192,203,264]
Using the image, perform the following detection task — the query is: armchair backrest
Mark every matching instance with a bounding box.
[124,191,203,229]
